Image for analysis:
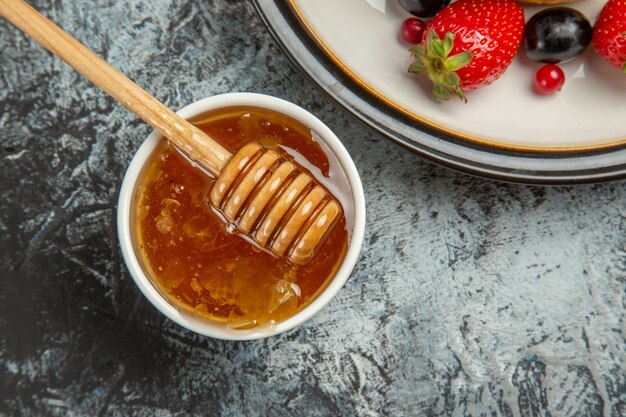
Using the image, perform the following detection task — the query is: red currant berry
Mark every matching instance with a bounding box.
[534,64,565,94]
[399,18,426,45]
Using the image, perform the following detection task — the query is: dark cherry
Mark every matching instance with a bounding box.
[523,7,592,64]
[397,0,451,18]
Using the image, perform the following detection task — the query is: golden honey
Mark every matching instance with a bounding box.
[132,106,350,329]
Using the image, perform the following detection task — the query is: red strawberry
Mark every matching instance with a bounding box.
[408,0,525,102]
[592,0,626,74]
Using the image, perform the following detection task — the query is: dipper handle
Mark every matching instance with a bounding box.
[1,0,341,265]
[0,0,232,176]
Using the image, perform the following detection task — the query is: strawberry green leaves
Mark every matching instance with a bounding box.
[409,31,472,102]
[623,32,626,75]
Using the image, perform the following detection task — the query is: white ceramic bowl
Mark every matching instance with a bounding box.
[117,92,365,340]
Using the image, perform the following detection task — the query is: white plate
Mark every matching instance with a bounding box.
[253,0,626,183]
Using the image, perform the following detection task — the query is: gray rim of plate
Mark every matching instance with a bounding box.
[252,0,626,185]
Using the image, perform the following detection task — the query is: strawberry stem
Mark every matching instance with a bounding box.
[409,30,473,102]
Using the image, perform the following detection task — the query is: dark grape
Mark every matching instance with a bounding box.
[523,7,592,64]
[397,0,451,18]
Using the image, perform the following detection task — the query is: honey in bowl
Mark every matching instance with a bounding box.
[131,106,352,330]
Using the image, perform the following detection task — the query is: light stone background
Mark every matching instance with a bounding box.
[1,1,625,416]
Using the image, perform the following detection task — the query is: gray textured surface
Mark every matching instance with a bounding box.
[1,1,625,416]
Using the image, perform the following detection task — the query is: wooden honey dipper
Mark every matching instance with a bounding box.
[1,0,341,265]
